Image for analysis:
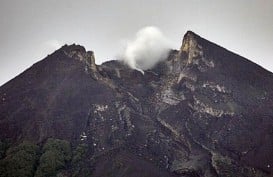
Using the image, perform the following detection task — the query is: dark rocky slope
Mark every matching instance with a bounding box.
[0,31,272,177]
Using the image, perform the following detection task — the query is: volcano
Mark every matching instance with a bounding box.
[0,31,272,177]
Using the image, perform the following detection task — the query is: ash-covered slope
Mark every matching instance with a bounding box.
[0,31,273,177]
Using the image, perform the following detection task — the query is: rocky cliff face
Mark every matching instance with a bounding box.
[0,31,272,177]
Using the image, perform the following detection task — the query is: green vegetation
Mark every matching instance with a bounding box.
[71,143,91,177]
[0,141,39,177]
[0,138,90,177]
[72,143,88,164]
[35,138,71,177]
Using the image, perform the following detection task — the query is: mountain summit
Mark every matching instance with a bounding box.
[0,31,272,177]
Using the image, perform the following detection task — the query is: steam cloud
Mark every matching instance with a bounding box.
[121,26,172,73]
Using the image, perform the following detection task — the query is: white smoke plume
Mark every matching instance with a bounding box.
[121,26,172,73]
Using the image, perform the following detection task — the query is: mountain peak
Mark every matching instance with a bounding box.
[59,44,97,73]
[61,43,87,53]
[184,30,199,38]
[180,31,203,64]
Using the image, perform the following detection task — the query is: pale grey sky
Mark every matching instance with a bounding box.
[0,0,272,86]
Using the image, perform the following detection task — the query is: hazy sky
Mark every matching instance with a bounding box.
[0,0,272,86]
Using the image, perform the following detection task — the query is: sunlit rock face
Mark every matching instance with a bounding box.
[0,31,273,177]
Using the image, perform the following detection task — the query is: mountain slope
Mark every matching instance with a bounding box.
[0,31,272,177]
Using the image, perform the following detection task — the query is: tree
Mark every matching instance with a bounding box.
[35,138,71,177]
[0,141,39,177]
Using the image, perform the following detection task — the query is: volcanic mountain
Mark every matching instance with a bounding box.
[0,31,272,177]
